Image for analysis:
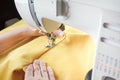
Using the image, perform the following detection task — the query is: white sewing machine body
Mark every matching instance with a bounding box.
[14,0,120,44]
[14,0,120,80]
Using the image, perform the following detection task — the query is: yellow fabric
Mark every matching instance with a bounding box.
[0,20,95,80]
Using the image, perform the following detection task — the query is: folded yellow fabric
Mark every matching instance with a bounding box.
[0,20,95,80]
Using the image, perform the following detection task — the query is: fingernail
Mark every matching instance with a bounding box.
[47,66,51,69]
[47,66,53,71]
[39,31,46,35]
[32,28,37,32]
[40,60,46,66]
[59,32,64,37]
[40,60,45,63]
[34,60,39,63]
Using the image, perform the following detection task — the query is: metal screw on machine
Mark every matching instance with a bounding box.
[59,24,65,31]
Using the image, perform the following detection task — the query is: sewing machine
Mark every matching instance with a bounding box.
[14,0,120,80]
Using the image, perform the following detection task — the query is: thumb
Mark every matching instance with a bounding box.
[53,29,64,37]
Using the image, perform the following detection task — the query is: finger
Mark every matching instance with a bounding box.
[39,31,47,36]
[25,64,34,79]
[33,60,42,77]
[32,29,46,36]
[40,60,49,80]
[53,29,64,37]
[47,67,55,80]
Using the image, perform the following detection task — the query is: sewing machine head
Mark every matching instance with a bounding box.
[14,0,68,31]
[14,0,69,47]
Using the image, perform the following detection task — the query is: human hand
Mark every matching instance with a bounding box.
[25,60,55,80]
[22,26,64,37]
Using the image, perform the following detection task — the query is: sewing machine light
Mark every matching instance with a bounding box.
[34,0,70,32]
[56,0,70,19]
